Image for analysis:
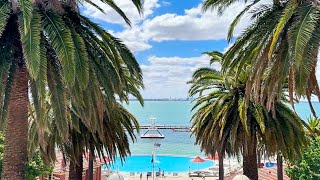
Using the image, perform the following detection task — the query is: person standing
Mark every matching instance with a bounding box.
[140,173,142,180]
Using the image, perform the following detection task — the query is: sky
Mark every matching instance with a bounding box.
[80,0,256,98]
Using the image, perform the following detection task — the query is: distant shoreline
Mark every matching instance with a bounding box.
[122,99,318,103]
[130,99,194,101]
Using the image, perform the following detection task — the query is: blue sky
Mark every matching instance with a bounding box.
[82,0,251,98]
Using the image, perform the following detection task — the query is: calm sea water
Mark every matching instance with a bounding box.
[122,101,320,156]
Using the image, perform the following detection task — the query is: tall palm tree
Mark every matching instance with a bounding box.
[28,69,142,179]
[27,49,143,179]
[35,101,140,179]
[202,0,320,115]
[189,51,307,180]
[0,0,143,178]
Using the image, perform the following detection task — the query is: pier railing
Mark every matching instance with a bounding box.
[135,125,191,130]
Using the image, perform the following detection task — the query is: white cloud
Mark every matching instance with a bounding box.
[112,26,152,52]
[140,55,221,98]
[82,0,160,25]
[83,1,252,52]
[130,2,251,43]
[161,1,171,6]
[107,2,251,52]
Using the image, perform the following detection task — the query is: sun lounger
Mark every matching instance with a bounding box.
[156,172,160,177]
[189,172,200,177]
[130,172,135,176]
[173,172,178,176]
[147,172,152,177]
[209,167,219,171]
[202,172,217,177]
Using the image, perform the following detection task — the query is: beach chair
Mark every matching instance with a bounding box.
[189,172,199,177]
[130,172,135,176]
[156,172,160,177]
[173,172,178,176]
[147,172,152,177]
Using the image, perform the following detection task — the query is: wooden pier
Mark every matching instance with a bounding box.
[136,125,191,131]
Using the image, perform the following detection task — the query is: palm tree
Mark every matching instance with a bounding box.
[29,99,140,179]
[202,0,320,115]
[28,54,143,179]
[189,51,307,180]
[0,0,143,178]
[67,102,140,179]
[306,116,320,137]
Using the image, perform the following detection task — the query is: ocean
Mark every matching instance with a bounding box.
[122,101,320,156]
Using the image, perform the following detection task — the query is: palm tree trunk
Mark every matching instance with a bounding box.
[69,153,83,180]
[2,64,28,179]
[277,155,283,180]
[257,149,262,168]
[218,152,224,180]
[88,150,94,180]
[243,135,258,180]
[2,25,29,179]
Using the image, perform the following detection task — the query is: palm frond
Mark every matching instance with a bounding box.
[70,28,89,90]
[41,9,75,86]
[0,1,10,38]
[268,1,297,59]
[19,0,33,32]
[46,47,70,140]
[19,9,41,79]
[227,0,259,42]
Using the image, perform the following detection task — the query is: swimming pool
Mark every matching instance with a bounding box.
[105,155,214,172]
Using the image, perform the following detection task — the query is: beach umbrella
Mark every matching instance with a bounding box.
[192,156,205,163]
[191,156,205,171]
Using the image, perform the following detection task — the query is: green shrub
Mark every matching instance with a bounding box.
[0,133,52,179]
[286,137,320,180]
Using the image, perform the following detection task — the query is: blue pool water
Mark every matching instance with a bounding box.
[107,155,214,172]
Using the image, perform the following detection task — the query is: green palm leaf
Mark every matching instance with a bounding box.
[100,0,143,26]
[19,0,33,32]
[70,28,89,90]
[268,1,297,59]
[46,52,69,139]
[37,37,48,99]
[0,62,15,127]
[0,1,11,37]
[288,5,319,68]
[19,10,41,79]
[41,10,75,86]
[227,0,259,42]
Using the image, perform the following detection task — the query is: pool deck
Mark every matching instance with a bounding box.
[102,173,219,180]
[102,159,241,180]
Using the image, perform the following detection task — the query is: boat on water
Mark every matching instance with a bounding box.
[140,117,165,139]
